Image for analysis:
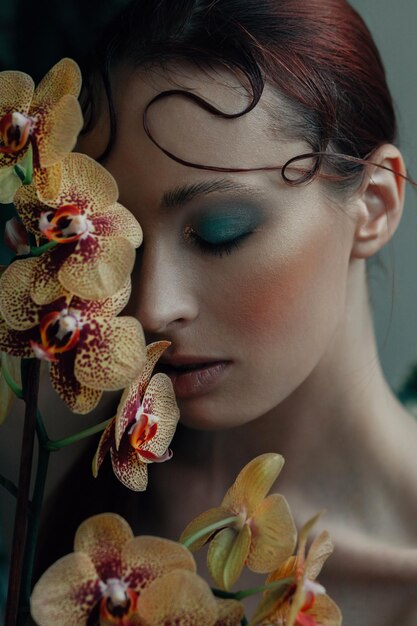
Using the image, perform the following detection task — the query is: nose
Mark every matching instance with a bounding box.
[133,242,199,336]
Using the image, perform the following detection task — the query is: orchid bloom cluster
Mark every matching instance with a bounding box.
[30,454,341,626]
[0,58,341,626]
[0,58,147,414]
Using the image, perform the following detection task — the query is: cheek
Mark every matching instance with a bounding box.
[220,219,351,366]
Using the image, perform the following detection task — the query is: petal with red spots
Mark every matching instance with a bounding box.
[74,513,134,582]
[74,316,146,391]
[59,235,137,301]
[50,350,102,414]
[0,257,41,330]
[30,552,101,626]
[92,419,115,478]
[110,437,148,492]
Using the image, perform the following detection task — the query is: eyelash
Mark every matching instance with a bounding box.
[184,226,252,258]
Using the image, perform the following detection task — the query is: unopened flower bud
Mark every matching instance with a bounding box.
[4,217,30,255]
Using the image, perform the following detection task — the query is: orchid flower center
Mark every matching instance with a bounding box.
[294,578,326,626]
[39,205,92,243]
[129,409,159,451]
[31,308,82,362]
[0,111,33,154]
[98,578,138,621]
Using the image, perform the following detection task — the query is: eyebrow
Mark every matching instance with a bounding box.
[160,178,265,210]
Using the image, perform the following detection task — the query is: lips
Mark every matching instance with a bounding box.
[155,357,231,398]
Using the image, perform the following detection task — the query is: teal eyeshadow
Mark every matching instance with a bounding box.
[194,207,262,244]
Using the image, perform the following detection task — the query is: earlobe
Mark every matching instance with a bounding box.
[351,145,406,259]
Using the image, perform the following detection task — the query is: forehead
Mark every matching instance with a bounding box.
[80,63,310,206]
[114,62,306,166]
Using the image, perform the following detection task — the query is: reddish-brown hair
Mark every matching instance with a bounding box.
[81,0,398,189]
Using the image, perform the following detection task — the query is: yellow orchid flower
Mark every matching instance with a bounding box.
[180,453,297,591]
[0,58,83,200]
[30,512,244,626]
[14,152,143,303]
[0,258,145,414]
[93,342,180,491]
[250,514,342,626]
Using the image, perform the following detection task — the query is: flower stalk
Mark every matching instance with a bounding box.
[47,416,114,450]
[5,358,40,626]
[180,516,241,549]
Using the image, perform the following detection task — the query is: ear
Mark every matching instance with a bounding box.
[351,144,406,259]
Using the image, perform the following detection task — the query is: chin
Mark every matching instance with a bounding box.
[176,397,253,431]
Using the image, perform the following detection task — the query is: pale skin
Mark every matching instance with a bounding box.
[77,64,417,625]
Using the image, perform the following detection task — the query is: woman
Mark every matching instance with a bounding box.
[56,0,417,623]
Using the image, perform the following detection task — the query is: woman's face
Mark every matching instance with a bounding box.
[81,65,359,430]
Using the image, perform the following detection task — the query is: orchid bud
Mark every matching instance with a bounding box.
[0,166,23,204]
[4,217,30,255]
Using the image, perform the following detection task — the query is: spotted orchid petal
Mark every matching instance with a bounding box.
[92,420,115,478]
[74,513,133,582]
[207,524,251,591]
[75,278,132,318]
[247,493,297,573]
[255,517,340,626]
[115,341,171,449]
[0,71,34,116]
[179,506,233,552]
[0,316,36,358]
[30,552,101,626]
[122,535,196,592]
[59,234,138,301]
[30,251,76,307]
[13,180,48,235]
[0,71,34,169]
[31,58,81,110]
[214,598,245,626]
[305,530,334,581]
[30,58,82,167]
[221,453,285,517]
[0,258,41,330]
[50,351,102,414]
[74,316,145,390]
[134,373,179,462]
[33,161,63,203]
[32,93,82,182]
[0,257,68,331]
[14,152,118,229]
[294,594,342,626]
[14,152,143,301]
[137,569,218,626]
[110,436,149,491]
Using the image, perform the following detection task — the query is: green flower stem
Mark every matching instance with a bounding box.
[19,435,50,616]
[180,516,241,549]
[35,410,49,446]
[30,241,57,256]
[47,416,113,451]
[5,358,41,626]
[1,354,23,399]
[234,577,293,601]
[0,474,20,500]
[240,617,249,626]
[212,588,238,599]
[212,577,293,601]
